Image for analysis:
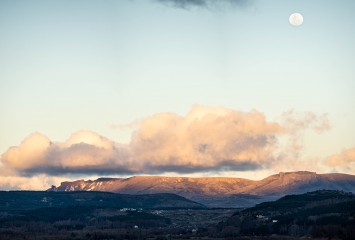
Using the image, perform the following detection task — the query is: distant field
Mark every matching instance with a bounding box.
[150,209,239,228]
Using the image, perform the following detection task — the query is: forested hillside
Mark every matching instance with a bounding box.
[0,191,205,210]
[216,190,355,239]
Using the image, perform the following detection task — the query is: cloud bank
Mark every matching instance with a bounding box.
[154,0,253,10]
[0,105,335,184]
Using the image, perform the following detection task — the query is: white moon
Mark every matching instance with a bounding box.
[289,13,303,26]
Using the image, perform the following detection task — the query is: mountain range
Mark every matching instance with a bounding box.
[49,171,355,207]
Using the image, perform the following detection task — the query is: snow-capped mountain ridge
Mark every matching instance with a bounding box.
[49,171,355,207]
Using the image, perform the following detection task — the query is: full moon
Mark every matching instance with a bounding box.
[289,13,303,26]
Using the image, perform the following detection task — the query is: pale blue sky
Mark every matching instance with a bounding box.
[1,0,355,164]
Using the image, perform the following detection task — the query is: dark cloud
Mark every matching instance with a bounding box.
[143,160,263,174]
[155,0,253,10]
[22,165,135,177]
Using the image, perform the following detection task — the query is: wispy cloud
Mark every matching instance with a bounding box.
[278,110,331,158]
[154,0,254,10]
[110,118,142,130]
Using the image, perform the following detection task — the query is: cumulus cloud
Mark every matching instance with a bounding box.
[324,147,355,172]
[64,130,114,150]
[1,130,133,176]
[1,132,51,170]
[130,105,283,172]
[0,105,332,180]
[155,0,253,10]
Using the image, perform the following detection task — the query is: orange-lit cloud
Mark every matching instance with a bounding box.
[0,105,332,180]
[324,147,355,172]
[1,132,51,170]
[130,105,283,172]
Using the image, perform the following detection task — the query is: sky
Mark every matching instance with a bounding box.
[0,0,355,190]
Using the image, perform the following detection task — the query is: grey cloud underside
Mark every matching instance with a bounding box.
[143,160,264,174]
[20,159,264,176]
[155,0,253,9]
[21,165,136,177]
[16,140,267,176]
